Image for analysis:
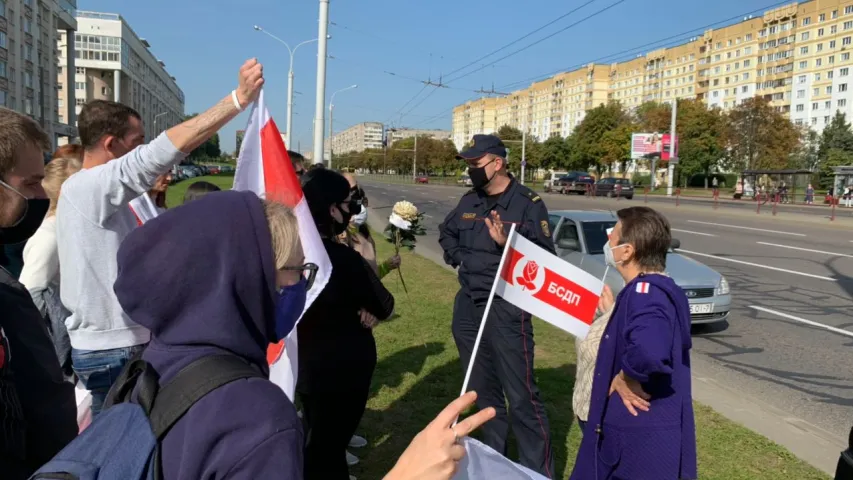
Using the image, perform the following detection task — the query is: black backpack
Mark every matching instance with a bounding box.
[836,425,853,480]
[30,354,262,480]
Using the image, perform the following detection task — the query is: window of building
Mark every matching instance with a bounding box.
[75,82,85,90]
[798,89,806,98]
[826,100,832,109]
[0,60,5,79]
[23,19,31,34]
[57,99,63,108]
[819,27,825,37]
[796,104,805,112]
[101,86,109,96]
[845,53,851,61]
[23,72,31,88]
[75,98,85,106]
[817,58,823,66]
[803,17,812,26]
[841,83,849,92]
[743,72,750,80]
[834,9,839,18]
[0,31,6,48]
[802,32,810,41]
[75,67,84,74]
[741,85,748,93]
[800,60,808,69]
[24,98,32,115]
[816,72,822,81]
[814,88,820,96]
[829,70,835,79]
[847,5,853,14]
[801,46,809,54]
[820,13,826,22]
[799,74,807,83]
[827,86,833,94]
[818,43,824,52]
[840,99,847,108]
[846,20,853,30]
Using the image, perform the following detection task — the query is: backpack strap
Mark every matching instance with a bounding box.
[147,354,263,439]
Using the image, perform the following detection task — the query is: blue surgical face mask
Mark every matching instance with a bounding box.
[274,278,307,341]
[603,241,627,268]
[351,205,368,226]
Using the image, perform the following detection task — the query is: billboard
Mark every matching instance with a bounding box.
[631,133,678,161]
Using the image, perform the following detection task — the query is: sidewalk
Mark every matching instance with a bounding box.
[366,207,843,475]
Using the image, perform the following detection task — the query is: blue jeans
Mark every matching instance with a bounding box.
[72,344,146,417]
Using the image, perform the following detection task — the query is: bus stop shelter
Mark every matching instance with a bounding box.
[738,169,814,200]
[831,165,853,196]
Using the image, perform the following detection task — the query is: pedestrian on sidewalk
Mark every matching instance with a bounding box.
[439,134,555,478]
[57,59,265,417]
[806,184,815,205]
[570,206,696,480]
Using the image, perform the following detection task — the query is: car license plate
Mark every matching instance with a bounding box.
[689,303,713,314]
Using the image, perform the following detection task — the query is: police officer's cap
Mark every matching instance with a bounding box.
[456,134,507,161]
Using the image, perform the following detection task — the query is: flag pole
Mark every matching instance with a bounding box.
[458,224,517,401]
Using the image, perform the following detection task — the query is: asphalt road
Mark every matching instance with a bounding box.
[362,179,853,471]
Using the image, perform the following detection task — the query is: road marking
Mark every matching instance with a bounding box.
[756,241,853,258]
[749,306,853,339]
[675,248,836,281]
[672,228,717,237]
[686,220,806,237]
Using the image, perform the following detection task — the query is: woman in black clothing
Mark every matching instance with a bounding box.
[298,168,395,480]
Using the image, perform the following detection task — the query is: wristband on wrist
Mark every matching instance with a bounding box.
[231,90,244,111]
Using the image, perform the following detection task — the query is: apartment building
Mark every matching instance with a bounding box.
[329,121,384,154]
[452,0,853,142]
[0,0,77,147]
[386,127,451,144]
[58,11,184,143]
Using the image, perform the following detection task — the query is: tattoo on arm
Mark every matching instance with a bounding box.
[166,96,239,153]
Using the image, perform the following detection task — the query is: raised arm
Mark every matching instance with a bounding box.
[165,59,264,153]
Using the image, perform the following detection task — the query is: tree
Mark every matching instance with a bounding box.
[496,125,523,142]
[723,97,801,171]
[569,102,631,172]
[675,99,726,187]
[599,122,635,175]
[818,112,853,170]
[539,136,571,171]
[789,128,820,171]
[634,102,672,133]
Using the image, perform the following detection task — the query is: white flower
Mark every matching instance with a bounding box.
[389,213,412,230]
[392,201,419,222]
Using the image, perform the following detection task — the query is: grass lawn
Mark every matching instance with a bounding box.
[165,173,235,208]
[353,237,831,480]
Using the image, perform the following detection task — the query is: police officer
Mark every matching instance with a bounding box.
[439,134,555,477]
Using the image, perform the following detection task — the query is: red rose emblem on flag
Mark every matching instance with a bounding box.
[517,261,539,291]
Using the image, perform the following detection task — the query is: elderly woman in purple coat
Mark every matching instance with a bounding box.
[570,206,697,480]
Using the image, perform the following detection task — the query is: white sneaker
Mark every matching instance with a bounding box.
[346,451,359,466]
[349,435,367,448]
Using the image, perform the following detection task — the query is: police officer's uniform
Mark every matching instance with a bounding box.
[439,135,555,478]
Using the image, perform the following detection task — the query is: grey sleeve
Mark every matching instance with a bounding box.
[62,133,187,225]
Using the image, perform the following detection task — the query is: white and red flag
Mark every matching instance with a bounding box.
[495,229,604,340]
[128,193,160,225]
[232,90,331,401]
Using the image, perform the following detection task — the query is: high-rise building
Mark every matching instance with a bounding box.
[0,0,78,148]
[385,127,451,145]
[329,121,383,154]
[57,11,184,143]
[452,0,853,144]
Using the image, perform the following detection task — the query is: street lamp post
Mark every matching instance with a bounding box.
[253,25,324,150]
[313,0,331,166]
[328,84,358,170]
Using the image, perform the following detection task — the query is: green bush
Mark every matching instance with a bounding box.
[686,173,737,188]
[632,173,651,186]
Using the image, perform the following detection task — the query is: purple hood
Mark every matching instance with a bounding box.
[114,190,303,479]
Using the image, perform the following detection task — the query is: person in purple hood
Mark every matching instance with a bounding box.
[570,206,697,480]
[113,190,309,479]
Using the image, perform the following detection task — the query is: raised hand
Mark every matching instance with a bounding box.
[483,211,508,247]
[236,58,264,107]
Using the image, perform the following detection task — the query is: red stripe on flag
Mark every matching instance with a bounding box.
[531,268,599,326]
[260,118,303,207]
[500,247,524,285]
[267,340,285,364]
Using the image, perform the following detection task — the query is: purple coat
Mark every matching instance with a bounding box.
[114,191,303,480]
[570,274,697,480]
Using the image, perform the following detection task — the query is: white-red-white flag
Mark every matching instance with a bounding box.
[232,90,331,400]
[128,194,160,225]
[495,230,603,339]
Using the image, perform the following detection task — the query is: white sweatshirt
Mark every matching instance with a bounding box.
[19,215,60,311]
[57,133,187,351]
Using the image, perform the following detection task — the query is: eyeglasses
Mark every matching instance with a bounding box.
[281,262,319,291]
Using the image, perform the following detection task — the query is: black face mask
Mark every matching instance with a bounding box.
[468,158,497,190]
[0,198,49,245]
[332,200,358,235]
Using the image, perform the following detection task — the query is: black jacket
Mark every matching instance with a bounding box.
[296,239,394,393]
[0,267,77,479]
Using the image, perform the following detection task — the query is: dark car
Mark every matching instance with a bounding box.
[553,172,596,195]
[594,177,634,199]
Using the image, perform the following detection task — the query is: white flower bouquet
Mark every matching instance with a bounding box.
[384,201,425,293]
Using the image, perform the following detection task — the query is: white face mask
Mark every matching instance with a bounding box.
[603,241,627,268]
[351,205,368,226]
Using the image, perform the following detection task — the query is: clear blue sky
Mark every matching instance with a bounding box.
[81,0,781,153]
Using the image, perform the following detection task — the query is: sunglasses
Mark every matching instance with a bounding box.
[281,262,319,291]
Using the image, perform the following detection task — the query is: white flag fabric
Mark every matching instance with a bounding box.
[128,193,160,225]
[232,90,331,400]
[495,229,604,339]
[453,437,549,480]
